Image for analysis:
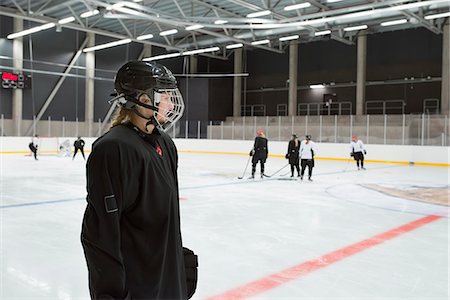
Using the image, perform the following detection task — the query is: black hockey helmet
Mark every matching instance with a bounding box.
[114,61,177,98]
[305,134,311,140]
[112,61,184,131]
[292,133,297,139]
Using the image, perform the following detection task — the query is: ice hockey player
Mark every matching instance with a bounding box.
[350,135,367,170]
[73,136,86,160]
[250,129,268,178]
[286,134,300,177]
[299,134,317,181]
[28,134,39,160]
[81,61,197,299]
[58,139,71,157]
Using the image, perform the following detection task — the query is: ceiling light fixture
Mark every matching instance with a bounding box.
[315,30,331,36]
[136,33,154,40]
[183,46,220,56]
[343,24,368,31]
[83,39,131,52]
[80,10,99,18]
[310,84,325,89]
[58,17,75,24]
[7,23,55,39]
[160,29,178,36]
[251,39,270,45]
[214,20,228,25]
[185,24,204,31]
[381,19,408,26]
[226,43,243,49]
[424,11,450,19]
[279,35,299,41]
[246,10,271,18]
[143,53,181,61]
[284,3,311,11]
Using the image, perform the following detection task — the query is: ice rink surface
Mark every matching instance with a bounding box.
[0,151,449,300]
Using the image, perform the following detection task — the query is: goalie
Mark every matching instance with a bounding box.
[58,139,71,157]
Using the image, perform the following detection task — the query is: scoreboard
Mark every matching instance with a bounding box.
[1,71,32,89]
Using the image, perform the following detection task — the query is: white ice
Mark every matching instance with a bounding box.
[0,150,448,299]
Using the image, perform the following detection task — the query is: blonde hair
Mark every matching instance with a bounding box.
[111,106,134,128]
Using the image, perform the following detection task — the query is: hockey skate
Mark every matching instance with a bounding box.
[308,177,313,181]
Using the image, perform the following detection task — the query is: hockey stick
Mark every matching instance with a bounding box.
[265,163,290,178]
[343,158,352,172]
[237,156,252,179]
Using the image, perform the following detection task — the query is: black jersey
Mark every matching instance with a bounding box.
[287,140,300,165]
[74,139,85,149]
[252,136,268,163]
[81,123,187,299]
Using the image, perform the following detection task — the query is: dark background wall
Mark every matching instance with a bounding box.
[0,13,444,121]
[244,28,442,115]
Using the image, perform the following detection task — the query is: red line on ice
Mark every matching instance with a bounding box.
[207,214,442,300]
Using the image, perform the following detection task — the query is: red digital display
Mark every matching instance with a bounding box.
[2,72,19,81]
[1,71,31,89]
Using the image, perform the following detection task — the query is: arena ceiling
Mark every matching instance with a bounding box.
[0,0,449,60]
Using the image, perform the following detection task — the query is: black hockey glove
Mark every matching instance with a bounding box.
[285,154,289,159]
[249,150,254,156]
[350,152,354,157]
[364,150,367,155]
[183,247,198,299]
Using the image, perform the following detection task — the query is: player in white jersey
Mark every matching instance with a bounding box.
[299,135,317,181]
[350,135,366,170]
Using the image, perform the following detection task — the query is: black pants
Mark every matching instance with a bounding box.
[252,161,265,175]
[73,147,85,160]
[29,144,38,160]
[290,163,300,176]
[300,159,314,178]
[353,152,364,168]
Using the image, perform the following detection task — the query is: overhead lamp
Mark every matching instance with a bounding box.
[315,30,331,36]
[284,3,311,11]
[58,16,75,24]
[246,10,271,18]
[7,23,55,39]
[106,3,126,10]
[214,20,228,25]
[424,11,450,19]
[343,24,368,31]
[183,46,220,56]
[327,0,343,2]
[80,10,99,18]
[143,53,181,61]
[251,39,270,45]
[226,43,243,49]
[83,39,131,52]
[310,84,325,89]
[279,35,299,41]
[185,24,204,31]
[381,19,408,26]
[160,29,178,36]
[136,33,154,40]
[133,0,143,2]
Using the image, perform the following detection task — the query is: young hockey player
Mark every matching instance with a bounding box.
[73,136,86,160]
[299,135,317,181]
[350,135,367,170]
[28,134,39,160]
[286,134,300,177]
[81,61,197,299]
[250,129,268,178]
